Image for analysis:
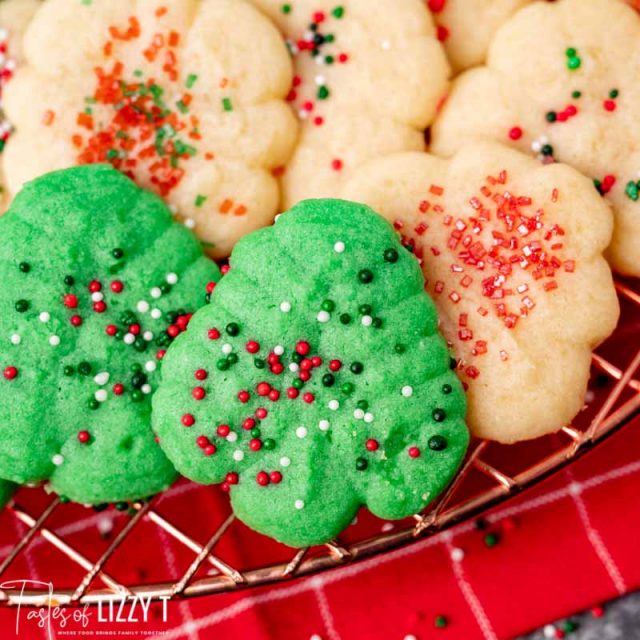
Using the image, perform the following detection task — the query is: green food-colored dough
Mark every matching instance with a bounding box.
[0,165,220,505]
[153,199,469,547]
[0,480,17,509]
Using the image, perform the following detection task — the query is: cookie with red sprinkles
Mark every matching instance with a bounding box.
[153,199,468,547]
[431,0,640,276]
[1,0,297,258]
[344,142,619,443]
[0,164,220,505]
[248,0,450,209]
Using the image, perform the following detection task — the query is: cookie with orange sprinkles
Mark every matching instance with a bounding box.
[153,199,469,547]
[431,0,640,276]
[0,164,220,505]
[247,0,450,209]
[344,142,619,443]
[1,0,297,258]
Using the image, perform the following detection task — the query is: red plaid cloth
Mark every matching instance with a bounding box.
[0,416,639,640]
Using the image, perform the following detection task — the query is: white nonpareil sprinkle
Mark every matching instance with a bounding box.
[280,301,291,313]
[274,345,284,356]
[10,334,21,345]
[52,454,64,466]
[318,420,330,431]
[289,363,299,372]
[450,547,465,562]
[150,287,162,299]
[296,426,308,439]
[233,450,244,462]
[141,384,152,395]
[294,499,305,510]
[137,300,150,313]
[95,389,107,402]
[151,308,162,320]
[166,272,178,285]
[353,409,365,420]
[280,456,291,467]
[123,333,135,345]
[364,412,374,423]
[226,432,238,443]
[184,218,196,230]
[49,336,60,346]
[94,372,109,386]
[221,343,232,355]
[314,74,325,86]
[39,312,50,323]
[401,385,413,397]
[328,400,339,411]
[543,625,556,639]
[317,311,330,323]
[91,292,104,302]
[333,241,345,253]
[145,361,157,373]
[143,331,154,342]
[361,315,373,327]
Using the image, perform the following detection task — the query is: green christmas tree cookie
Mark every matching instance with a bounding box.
[0,480,17,509]
[0,165,220,505]
[153,200,469,547]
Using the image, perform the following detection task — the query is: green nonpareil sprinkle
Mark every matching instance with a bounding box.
[317,85,330,100]
[195,195,207,207]
[222,97,233,112]
[186,73,198,89]
[332,6,345,18]
[281,3,292,14]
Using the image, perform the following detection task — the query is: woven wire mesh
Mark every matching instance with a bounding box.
[0,278,637,608]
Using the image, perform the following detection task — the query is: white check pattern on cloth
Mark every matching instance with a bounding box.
[5,458,638,640]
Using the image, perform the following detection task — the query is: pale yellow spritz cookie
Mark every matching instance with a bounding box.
[2,0,298,258]
[250,0,450,208]
[344,143,619,443]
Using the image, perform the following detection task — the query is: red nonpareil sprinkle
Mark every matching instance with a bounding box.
[194,368,208,380]
[3,366,18,380]
[129,324,140,335]
[287,387,299,399]
[299,370,310,382]
[365,439,379,451]
[296,340,310,355]
[113,383,125,395]
[603,99,616,112]
[242,418,256,431]
[238,390,250,403]
[508,126,523,141]
[93,301,107,313]
[89,280,102,293]
[192,386,206,400]
[78,430,90,444]
[256,471,270,486]
[331,159,343,171]
[303,392,315,404]
[110,280,124,293]
[157,349,166,360]
[268,389,280,401]
[225,471,239,485]
[256,382,271,396]
[204,444,216,456]
[70,315,83,327]
[270,471,283,484]
[408,447,421,458]
[249,438,262,451]
[64,294,78,308]
[246,340,260,353]
[181,413,195,427]
[220,264,231,275]
[329,359,342,372]
[255,407,267,420]
[208,328,221,340]
[217,424,230,437]
[206,281,216,294]
[436,25,449,42]
[428,0,447,12]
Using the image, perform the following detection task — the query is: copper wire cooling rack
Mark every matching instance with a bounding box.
[0,279,638,608]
